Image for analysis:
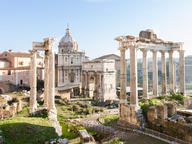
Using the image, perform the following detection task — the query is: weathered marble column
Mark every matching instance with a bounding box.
[100,73,103,102]
[86,71,89,97]
[151,50,158,97]
[43,50,49,108]
[130,46,138,107]
[141,49,148,99]
[173,62,177,92]
[94,71,97,99]
[160,50,167,95]
[44,37,58,120]
[119,47,127,104]
[168,50,174,94]
[179,50,185,95]
[29,50,37,113]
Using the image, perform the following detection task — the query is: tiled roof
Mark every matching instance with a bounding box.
[6,51,43,59]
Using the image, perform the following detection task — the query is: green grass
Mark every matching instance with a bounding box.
[0,117,59,144]
[100,114,119,126]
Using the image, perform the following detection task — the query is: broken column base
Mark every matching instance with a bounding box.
[28,106,47,116]
[118,104,144,129]
[48,108,62,136]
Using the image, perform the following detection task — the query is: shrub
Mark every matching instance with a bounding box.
[100,108,104,112]
[73,105,81,112]
[85,107,92,115]
[157,95,164,100]
[170,93,184,101]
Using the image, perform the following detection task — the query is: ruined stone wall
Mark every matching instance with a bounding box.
[118,104,143,129]
[147,103,192,143]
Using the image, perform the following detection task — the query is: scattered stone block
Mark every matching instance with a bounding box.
[79,129,90,143]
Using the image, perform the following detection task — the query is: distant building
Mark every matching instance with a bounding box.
[82,59,117,101]
[55,25,88,96]
[185,55,192,83]
[94,54,122,87]
[0,50,44,88]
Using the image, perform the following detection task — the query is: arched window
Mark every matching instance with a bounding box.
[71,58,73,64]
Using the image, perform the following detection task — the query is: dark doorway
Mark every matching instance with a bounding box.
[20,80,23,85]
[0,89,2,94]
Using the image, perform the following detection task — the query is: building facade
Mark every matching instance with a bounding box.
[82,59,117,101]
[0,50,44,87]
[55,26,88,95]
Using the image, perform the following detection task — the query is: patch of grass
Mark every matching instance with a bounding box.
[0,117,58,144]
[100,114,119,126]
[108,139,122,144]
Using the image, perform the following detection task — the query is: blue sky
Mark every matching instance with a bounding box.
[0,0,192,59]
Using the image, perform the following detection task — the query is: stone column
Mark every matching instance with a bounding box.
[94,71,97,99]
[100,73,103,102]
[130,46,138,107]
[44,37,57,121]
[173,62,177,92]
[86,71,89,97]
[119,47,127,104]
[160,51,167,95]
[43,50,49,108]
[141,49,148,99]
[179,50,185,95]
[168,50,174,94]
[151,50,158,97]
[29,50,37,113]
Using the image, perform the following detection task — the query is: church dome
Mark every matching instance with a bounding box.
[58,25,78,52]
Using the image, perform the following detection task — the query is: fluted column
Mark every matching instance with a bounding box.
[168,50,174,94]
[43,50,49,108]
[160,50,167,95]
[179,50,185,95]
[86,72,89,97]
[141,49,148,99]
[173,62,177,92]
[130,46,138,107]
[29,50,37,113]
[151,50,158,97]
[119,47,127,104]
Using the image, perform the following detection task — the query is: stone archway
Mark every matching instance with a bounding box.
[0,89,2,94]
[69,72,75,83]
[89,76,95,98]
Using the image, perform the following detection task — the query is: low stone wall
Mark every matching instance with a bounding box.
[147,103,177,122]
[147,119,192,143]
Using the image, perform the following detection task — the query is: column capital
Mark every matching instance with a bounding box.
[178,50,185,53]
[168,50,174,54]
[43,37,57,51]
[118,46,127,51]
[150,49,158,53]
[28,49,37,55]
[159,50,167,54]
[140,48,149,53]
